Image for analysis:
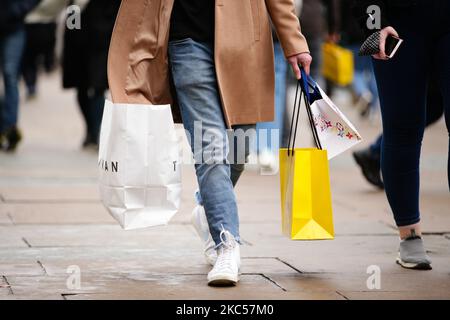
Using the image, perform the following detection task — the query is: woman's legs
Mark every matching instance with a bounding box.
[373,31,429,233]
[434,31,450,190]
[355,72,444,190]
[168,39,242,247]
[169,38,246,285]
[372,16,435,268]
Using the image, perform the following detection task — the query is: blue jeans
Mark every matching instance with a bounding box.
[0,27,26,132]
[347,44,379,108]
[256,41,288,152]
[168,38,254,246]
[372,0,450,226]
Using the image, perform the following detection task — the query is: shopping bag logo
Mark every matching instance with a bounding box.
[98,159,119,173]
[313,113,362,142]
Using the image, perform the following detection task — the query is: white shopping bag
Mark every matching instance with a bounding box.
[98,100,181,230]
[301,72,362,159]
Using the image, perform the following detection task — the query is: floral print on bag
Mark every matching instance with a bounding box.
[314,114,362,141]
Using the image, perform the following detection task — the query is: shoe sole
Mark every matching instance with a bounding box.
[208,274,239,287]
[396,257,432,270]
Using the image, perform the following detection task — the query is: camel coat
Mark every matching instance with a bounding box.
[108,0,309,127]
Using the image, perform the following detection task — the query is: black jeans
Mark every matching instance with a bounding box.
[370,75,444,155]
[76,86,105,144]
[372,0,450,227]
[22,23,57,95]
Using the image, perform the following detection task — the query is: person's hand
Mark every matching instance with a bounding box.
[287,52,312,79]
[373,26,399,60]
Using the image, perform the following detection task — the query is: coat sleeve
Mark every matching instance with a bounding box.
[265,0,309,58]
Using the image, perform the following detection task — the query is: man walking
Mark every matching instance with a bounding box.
[0,0,41,151]
[108,0,312,286]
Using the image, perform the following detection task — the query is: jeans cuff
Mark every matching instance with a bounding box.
[396,217,421,227]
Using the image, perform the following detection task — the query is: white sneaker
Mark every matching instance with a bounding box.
[258,150,278,175]
[207,229,240,286]
[191,205,217,266]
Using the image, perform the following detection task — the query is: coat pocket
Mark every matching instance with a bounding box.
[249,0,261,41]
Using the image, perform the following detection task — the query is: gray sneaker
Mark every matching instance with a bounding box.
[396,235,432,270]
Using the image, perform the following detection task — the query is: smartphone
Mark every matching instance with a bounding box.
[385,35,403,58]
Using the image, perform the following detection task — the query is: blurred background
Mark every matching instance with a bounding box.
[0,0,448,300]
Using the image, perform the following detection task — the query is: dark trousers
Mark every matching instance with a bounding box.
[77,86,105,144]
[22,23,57,95]
[372,0,450,226]
[370,76,444,155]
[0,27,25,132]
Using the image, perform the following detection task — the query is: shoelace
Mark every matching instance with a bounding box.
[212,227,236,272]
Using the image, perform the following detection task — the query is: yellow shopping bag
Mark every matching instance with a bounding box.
[279,148,334,240]
[279,74,334,240]
[321,42,354,87]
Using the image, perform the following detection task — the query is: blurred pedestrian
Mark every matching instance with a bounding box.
[22,0,68,99]
[109,0,312,286]
[353,0,450,270]
[0,0,41,152]
[300,0,340,92]
[62,0,120,149]
[256,1,303,172]
[353,75,444,189]
[341,0,379,117]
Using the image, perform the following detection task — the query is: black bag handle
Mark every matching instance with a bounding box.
[286,77,322,157]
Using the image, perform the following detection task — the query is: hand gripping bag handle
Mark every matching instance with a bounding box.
[286,68,323,157]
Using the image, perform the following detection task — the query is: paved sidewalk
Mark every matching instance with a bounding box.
[0,73,449,300]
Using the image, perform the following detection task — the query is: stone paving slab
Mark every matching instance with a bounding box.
[240,225,450,274]
[0,261,45,277]
[269,269,450,295]
[0,186,100,202]
[0,227,29,248]
[0,212,12,225]
[2,203,114,224]
[0,74,448,300]
[0,249,295,276]
[0,224,197,248]
[62,286,343,300]
[340,291,450,300]
[3,274,289,300]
